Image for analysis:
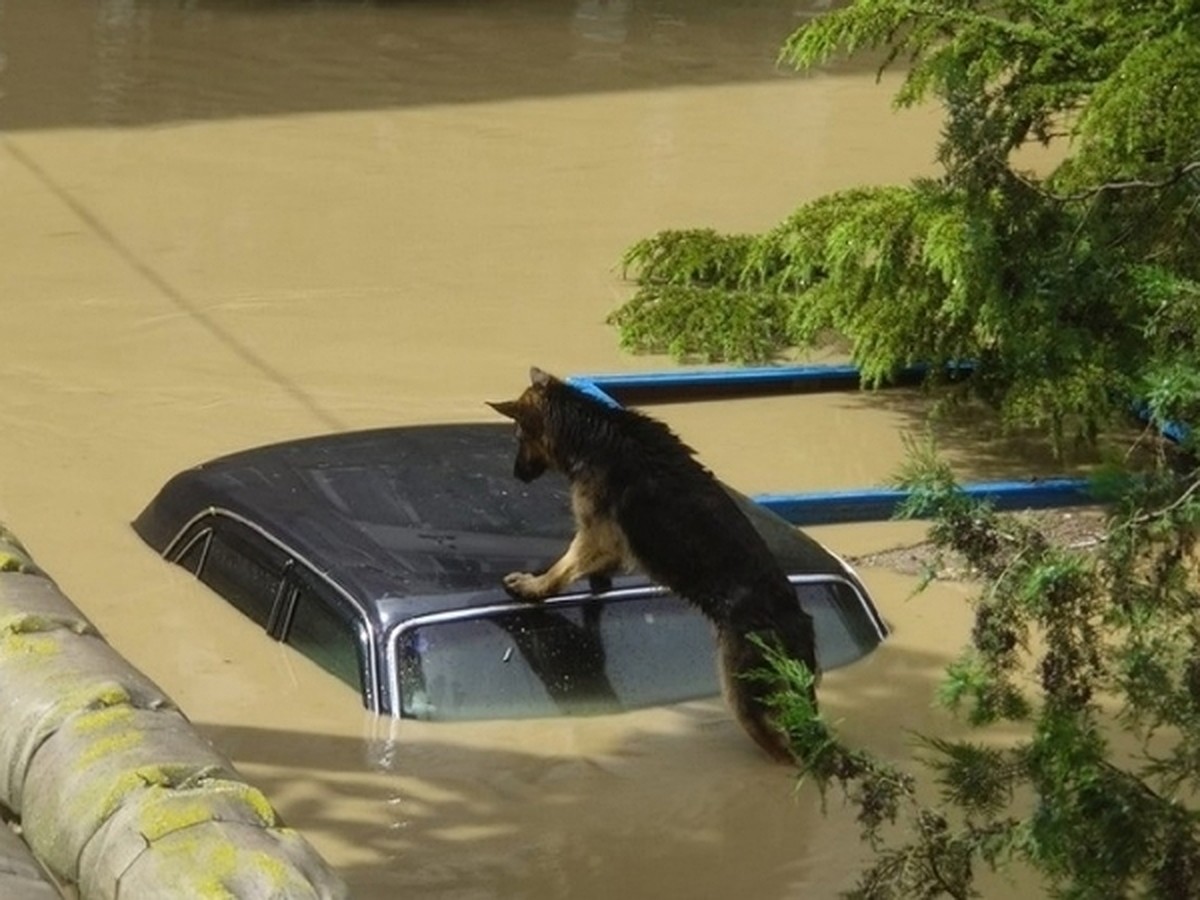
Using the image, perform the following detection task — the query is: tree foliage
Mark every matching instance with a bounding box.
[612,0,1200,896]
[612,0,1200,448]
[775,451,1200,899]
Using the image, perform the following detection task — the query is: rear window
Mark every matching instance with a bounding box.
[392,576,884,721]
[395,594,717,720]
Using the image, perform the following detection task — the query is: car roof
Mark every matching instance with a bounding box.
[133,423,865,635]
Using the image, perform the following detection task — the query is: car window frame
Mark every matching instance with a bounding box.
[188,520,290,629]
[274,567,371,699]
[161,508,383,713]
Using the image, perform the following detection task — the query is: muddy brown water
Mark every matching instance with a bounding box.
[0,2,1058,897]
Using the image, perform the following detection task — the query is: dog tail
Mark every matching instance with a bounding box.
[717,622,819,764]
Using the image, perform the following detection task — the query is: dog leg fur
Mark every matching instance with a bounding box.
[504,521,627,600]
[505,479,631,601]
[717,628,797,764]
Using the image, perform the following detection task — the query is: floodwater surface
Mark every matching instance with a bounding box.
[1,2,1037,897]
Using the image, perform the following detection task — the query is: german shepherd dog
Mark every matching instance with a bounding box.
[488,367,818,762]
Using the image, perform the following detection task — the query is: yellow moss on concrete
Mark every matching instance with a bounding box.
[3,670,135,729]
[137,840,242,899]
[0,524,35,572]
[225,782,277,825]
[78,728,142,768]
[0,611,92,637]
[0,631,59,656]
[246,849,294,890]
[0,550,33,572]
[2,613,60,635]
[162,839,246,897]
[23,685,133,752]
[135,782,277,843]
[79,766,172,826]
[139,795,218,842]
[153,839,295,898]
[237,785,276,825]
[72,702,137,735]
[63,707,172,822]
[61,682,132,713]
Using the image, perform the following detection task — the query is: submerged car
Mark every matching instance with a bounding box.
[133,423,888,720]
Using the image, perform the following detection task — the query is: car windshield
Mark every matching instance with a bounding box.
[391,576,881,720]
[396,594,714,719]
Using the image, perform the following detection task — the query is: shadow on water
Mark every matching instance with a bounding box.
[836,387,1132,483]
[195,636,992,899]
[0,0,862,131]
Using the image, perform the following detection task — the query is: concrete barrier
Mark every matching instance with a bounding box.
[0,524,350,899]
[0,819,61,900]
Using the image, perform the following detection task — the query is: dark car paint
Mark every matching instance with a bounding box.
[134,423,888,718]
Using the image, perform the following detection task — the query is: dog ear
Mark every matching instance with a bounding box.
[487,400,523,421]
[529,366,556,387]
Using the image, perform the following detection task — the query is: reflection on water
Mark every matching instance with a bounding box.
[0,0,968,897]
[0,0,852,129]
[195,571,980,898]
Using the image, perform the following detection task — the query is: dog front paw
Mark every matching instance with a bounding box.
[503,571,547,602]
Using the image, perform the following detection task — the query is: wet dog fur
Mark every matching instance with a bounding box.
[488,367,818,762]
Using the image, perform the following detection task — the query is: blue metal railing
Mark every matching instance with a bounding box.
[754,479,1094,527]
[567,362,951,407]
[568,364,1096,526]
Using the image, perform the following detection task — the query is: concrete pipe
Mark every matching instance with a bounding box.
[0,527,349,899]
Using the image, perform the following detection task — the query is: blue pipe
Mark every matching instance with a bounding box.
[567,363,944,404]
[571,364,1189,448]
[753,478,1094,527]
[566,378,622,409]
[568,363,1100,525]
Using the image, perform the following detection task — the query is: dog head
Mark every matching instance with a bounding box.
[487,367,559,483]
